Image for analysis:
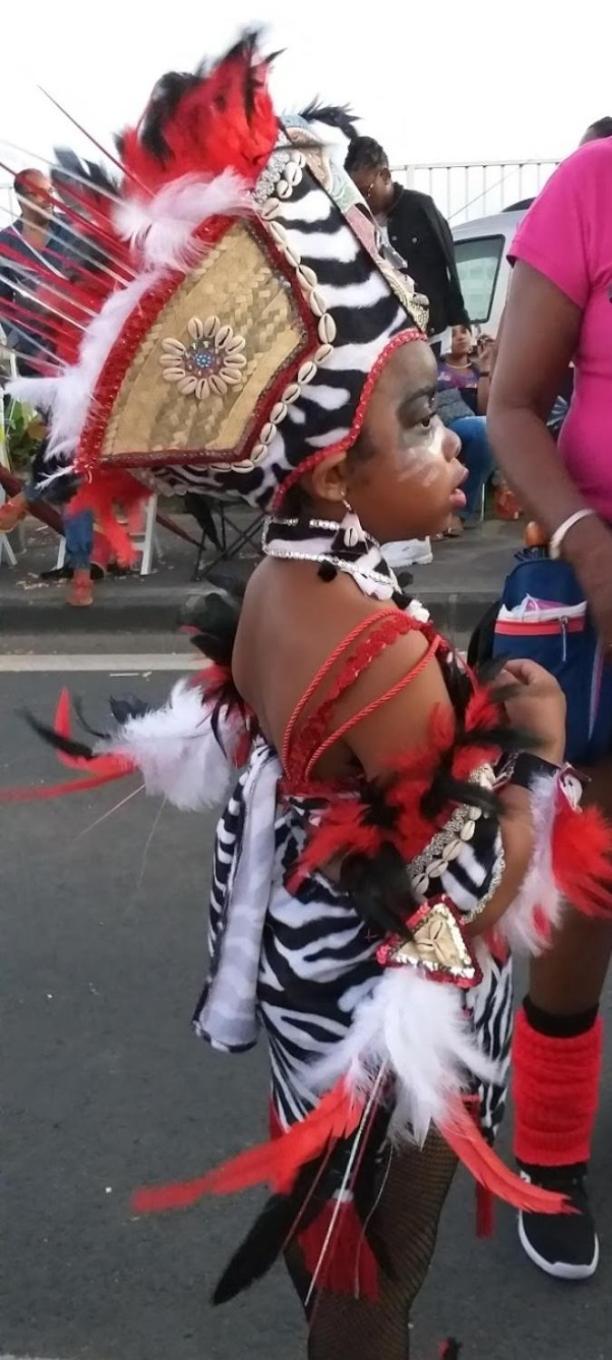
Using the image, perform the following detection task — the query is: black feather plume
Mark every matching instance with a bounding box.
[340,843,417,934]
[72,697,110,741]
[24,712,94,761]
[140,71,201,163]
[300,100,359,141]
[109,695,151,725]
[182,589,242,666]
[212,1153,329,1305]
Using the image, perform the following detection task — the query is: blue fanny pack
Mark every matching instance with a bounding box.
[490,548,612,765]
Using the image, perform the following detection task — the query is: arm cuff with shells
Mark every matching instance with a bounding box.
[409,763,505,924]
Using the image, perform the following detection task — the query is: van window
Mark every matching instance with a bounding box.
[454,235,503,324]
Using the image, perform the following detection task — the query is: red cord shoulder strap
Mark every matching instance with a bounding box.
[282,608,439,786]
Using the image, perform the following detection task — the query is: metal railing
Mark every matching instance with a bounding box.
[391,160,560,223]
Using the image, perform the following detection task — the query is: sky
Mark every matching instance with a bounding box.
[1,0,611,190]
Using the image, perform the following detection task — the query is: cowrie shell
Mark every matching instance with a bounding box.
[268,221,288,246]
[318,314,337,344]
[178,376,198,395]
[284,162,302,186]
[215,324,232,348]
[210,375,227,396]
[187,317,204,341]
[284,245,301,268]
[260,422,275,444]
[309,288,327,318]
[195,378,210,400]
[203,315,219,338]
[260,198,281,220]
[314,342,333,364]
[298,360,317,385]
[282,382,301,404]
[251,442,266,461]
[270,401,288,423]
[297,264,317,288]
[161,338,185,354]
[162,368,185,382]
[276,179,292,199]
[220,369,242,386]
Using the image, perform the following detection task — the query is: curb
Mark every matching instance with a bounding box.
[0,585,495,637]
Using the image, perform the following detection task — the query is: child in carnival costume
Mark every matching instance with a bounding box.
[8,34,612,1358]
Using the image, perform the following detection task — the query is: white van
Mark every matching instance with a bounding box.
[452,207,527,336]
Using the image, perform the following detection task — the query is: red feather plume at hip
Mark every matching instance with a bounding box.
[132,1079,362,1214]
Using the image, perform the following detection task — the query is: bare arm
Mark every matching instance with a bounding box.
[333,633,537,935]
[488,262,585,530]
[489,261,612,648]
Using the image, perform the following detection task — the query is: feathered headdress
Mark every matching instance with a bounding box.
[6,34,426,555]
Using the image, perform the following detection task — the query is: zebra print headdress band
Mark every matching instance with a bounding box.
[8,38,429,513]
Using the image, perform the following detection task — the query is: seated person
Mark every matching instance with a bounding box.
[436,326,495,534]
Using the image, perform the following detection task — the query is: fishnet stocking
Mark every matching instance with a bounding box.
[285,1131,457,1360]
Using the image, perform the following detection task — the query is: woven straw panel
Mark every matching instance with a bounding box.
[100,222,307,465]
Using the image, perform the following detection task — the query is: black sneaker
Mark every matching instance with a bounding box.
[518,1164,599,1280]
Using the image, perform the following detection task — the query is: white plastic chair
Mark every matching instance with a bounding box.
[55,492,161,575]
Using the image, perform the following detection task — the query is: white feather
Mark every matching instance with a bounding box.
[113,171,250,270]
[495,773,563,956]
[44,270,161,461]
[7,376,60,412]
[95,679,237,810]
[311,967,498,1146]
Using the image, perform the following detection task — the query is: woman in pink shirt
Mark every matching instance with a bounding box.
[489,138,612,1283]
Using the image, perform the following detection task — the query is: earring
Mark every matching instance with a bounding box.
[340,497,362,549]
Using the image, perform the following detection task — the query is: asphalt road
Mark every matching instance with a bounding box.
[2,660,612,1360]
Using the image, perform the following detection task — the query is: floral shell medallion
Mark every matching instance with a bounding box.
[159,316,247,400]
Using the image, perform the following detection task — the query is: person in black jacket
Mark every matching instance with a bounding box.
[345,136,470,340]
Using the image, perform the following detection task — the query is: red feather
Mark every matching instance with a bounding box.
[552,799,612,917]
[440,1101,572,1217]
[132,1080,362,1214]
[69,471,149,567]
[121,38,278,195]
[51,689,134,779]
[0,766,131,803]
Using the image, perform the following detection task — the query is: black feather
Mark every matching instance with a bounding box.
[212,1153,329,1305]
[140,71,201,163]
[182,589,242,666]
[53,146,119,199]
[300,100,359,141]
[109,695,151,725]
[212,1191,297,1305]
[24,711,94,761]
[72,697,110,741]
[340,843,417,934]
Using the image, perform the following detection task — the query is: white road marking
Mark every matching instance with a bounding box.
[0,654,202,673]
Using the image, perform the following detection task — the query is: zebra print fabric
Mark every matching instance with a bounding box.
[193,744,513,1141]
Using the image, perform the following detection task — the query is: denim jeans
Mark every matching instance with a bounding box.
[446,415,495,520]
[63,508,94,570]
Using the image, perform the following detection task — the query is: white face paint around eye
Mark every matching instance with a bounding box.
[396,416,448,487]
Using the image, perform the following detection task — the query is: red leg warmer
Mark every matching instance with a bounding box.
[512,1007,603,1167]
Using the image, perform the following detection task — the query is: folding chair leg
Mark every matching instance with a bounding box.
[0,532,17,566]
[139,494,158,576]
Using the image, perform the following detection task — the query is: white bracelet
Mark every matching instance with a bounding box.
[549,508,596,560]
